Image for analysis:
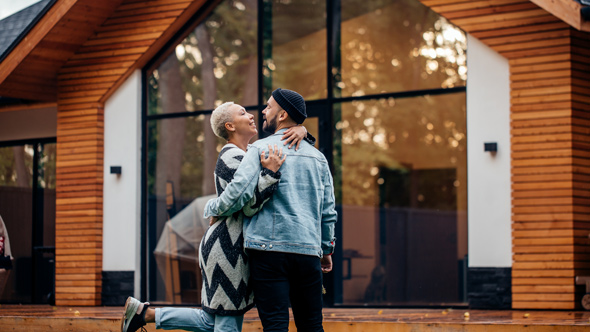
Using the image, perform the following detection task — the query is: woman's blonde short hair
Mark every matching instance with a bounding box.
[210,102,235,141]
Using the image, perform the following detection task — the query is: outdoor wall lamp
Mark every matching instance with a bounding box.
[110,166,122,175]
[484,142,498,153]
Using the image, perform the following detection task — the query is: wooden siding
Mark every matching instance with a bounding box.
[55,0,210,306]
[418,0,590,309]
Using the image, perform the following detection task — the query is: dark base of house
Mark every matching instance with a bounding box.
[100,268,513,309]
[102,271,134,306]
[468,267,511,309]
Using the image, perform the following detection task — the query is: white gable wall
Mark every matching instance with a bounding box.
[103,70,142,295]
[466,35,512,267]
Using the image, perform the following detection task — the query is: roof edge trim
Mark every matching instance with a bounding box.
[0,0,58,64]
[530,0,590,32]
[0,0,78,84]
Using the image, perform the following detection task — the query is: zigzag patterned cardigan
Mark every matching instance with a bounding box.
[198,143,280,315]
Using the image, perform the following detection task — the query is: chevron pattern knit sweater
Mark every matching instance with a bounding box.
[199,144,280,315]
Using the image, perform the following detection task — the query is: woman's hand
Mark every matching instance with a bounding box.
[260,144,286,172]
[281,125,307,151]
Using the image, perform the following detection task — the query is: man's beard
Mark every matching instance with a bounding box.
[263,116,278,133]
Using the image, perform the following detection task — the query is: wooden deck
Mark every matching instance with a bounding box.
[1,305,589,332]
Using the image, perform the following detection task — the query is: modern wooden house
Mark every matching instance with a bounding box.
[0,0,588,310]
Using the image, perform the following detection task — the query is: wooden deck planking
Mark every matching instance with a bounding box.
[1,306,590,332]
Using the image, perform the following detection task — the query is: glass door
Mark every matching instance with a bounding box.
[0,140,56,304]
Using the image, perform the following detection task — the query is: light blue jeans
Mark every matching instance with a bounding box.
[155,308,244,332]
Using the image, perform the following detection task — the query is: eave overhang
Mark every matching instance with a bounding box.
[530,0,590,32]
[0,0,124,101]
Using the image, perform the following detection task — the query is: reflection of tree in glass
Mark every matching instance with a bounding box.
[340,0,466,97]
[154,54,188,209]
[176,0,257,200]
[146,77,159,195]
[262,0,328,100]
[0,146,34,187]
[417,18,466,88]
[0,148,18,186]
[40,144,56,189]
[335,94,466,207]
[176,0,257,110]
[148,0,258,208]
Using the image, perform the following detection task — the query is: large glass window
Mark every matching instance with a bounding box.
[148,0,258,115]
[262,0,327,100]
[339,0,466,97]
[0,142,56,304]
[147,113,258,303]
[145,0,467,306]
[334,94,467,305]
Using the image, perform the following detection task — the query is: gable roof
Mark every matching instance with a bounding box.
[0,0,219,103]
[0,0,125,101]
[0,0,56,64]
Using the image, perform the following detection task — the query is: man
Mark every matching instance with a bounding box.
[204,88,337,332]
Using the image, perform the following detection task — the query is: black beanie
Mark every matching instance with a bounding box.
[271,88,307,124]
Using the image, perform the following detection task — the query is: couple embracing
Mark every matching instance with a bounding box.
[122,88,337,332]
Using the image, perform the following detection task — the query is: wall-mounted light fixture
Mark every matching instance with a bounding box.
[110,166,122,175]
[484,142,497,153]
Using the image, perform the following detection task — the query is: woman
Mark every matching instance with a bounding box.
[121,102,311,332]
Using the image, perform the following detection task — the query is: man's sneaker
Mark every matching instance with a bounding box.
[121,296,150,332]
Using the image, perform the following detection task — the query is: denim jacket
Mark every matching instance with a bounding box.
[204,128,337,257]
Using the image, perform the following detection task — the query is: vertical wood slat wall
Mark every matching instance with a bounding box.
[419,0,590,309]
[510,28,590,310]
[55,0,202,306]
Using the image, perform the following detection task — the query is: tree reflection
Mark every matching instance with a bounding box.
[335,94,467,208]
[173,0,258,111]
[332,0,467,208]
[0,146,33,187]
[146,0,467,209]
[418,18,466,88]
[148,0,258,204]
[0,144,55,189]
[262,0,328,100]
[339,0,466,96]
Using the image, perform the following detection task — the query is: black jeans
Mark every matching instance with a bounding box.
[247,250,324,332]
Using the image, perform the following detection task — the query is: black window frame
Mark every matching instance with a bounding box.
[140,0,467,306]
